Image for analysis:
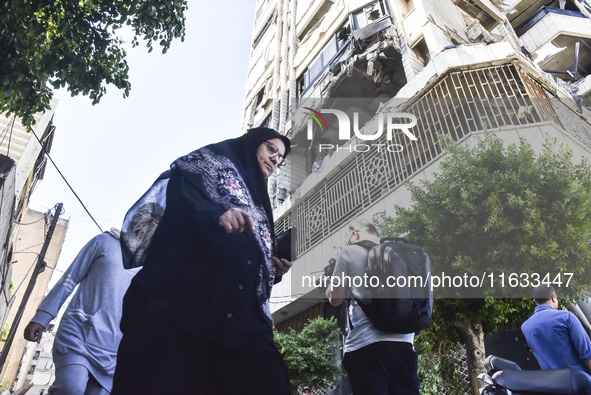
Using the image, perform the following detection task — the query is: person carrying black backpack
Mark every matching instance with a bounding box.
[326,218,420,395]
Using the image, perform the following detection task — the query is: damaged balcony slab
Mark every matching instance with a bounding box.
[298,20,404,98]
[516,7,591,81]
[290,38,406,149]
[454,0,505,30]
[328,44,406,98]
[291,26,407,151]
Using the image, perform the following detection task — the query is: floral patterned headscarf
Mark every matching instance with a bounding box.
[121,127,291,319]
[173,128,291,318]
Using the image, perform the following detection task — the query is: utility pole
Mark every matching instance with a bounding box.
[0,203,63,371]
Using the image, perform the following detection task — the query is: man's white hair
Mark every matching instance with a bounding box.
[345,218,378,245]
[347,218,378,235]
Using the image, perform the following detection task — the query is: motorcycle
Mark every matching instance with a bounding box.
[479,355,591,395]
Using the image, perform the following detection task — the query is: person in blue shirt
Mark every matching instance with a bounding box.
[24,229,140,395]
[521,284,591,374]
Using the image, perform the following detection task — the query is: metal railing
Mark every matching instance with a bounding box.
[276,63,561,257]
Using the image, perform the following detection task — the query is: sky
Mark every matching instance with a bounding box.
[28,0,258,284]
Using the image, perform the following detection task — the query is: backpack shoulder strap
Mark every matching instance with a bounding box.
[380,237,409,244]
[351,240,376,324]
[354,240,378,250]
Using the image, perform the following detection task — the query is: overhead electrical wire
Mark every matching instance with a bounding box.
[29,124,103,233]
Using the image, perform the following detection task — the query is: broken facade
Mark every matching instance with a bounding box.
[242,0,591,325]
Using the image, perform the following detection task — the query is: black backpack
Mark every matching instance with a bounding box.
[355,238,433,334]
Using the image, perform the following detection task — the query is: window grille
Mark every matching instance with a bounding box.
[279,63,560,257]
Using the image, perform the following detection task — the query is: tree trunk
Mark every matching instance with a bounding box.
[458,321,486,395]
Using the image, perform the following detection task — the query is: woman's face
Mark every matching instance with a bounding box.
[257,137,286,179]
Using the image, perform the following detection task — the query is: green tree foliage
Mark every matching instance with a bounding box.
[380,133,591,297]
[421,298,535,345]
[416,338,471,395]
[274,317,343,393]
[378,132,591,391]
[0,324,9,342]
[1,0,187,127]
[412,298,535,392]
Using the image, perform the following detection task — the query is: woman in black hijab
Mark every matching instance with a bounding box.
[113,128,293,394]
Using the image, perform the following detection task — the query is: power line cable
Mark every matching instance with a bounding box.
[10,257,38,303]
[30,128,103,233]
[13,216,45,226]
[5,117,13,159]
[43,265,65,275]
[0,115,15,150]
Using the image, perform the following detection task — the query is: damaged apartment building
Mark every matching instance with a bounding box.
[241,0,591,331]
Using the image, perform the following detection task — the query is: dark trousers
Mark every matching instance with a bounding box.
[342,341,419,395]
[111,286,291,395]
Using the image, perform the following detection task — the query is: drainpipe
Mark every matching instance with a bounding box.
[288,0,298,122]
[271,0,284,131]
[278,0,291,133]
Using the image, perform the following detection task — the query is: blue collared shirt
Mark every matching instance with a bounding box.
[521,304,591,372]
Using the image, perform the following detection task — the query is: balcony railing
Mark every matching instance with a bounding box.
[276,63,561,258]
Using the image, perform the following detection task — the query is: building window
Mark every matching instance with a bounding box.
[260,113,272,128]
[352,0,387,29]
[252,13,274,49]
[297,21,352,97]
[33,351,40,360]
[253,86,266,110]
[28,366,35,375]
[296,0,388,97]
[413,37,430,66]
[285,89,291,121]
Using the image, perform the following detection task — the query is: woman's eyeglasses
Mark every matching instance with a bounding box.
[265,141,286,167]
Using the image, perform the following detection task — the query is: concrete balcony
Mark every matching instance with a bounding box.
[517,7,591,80]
